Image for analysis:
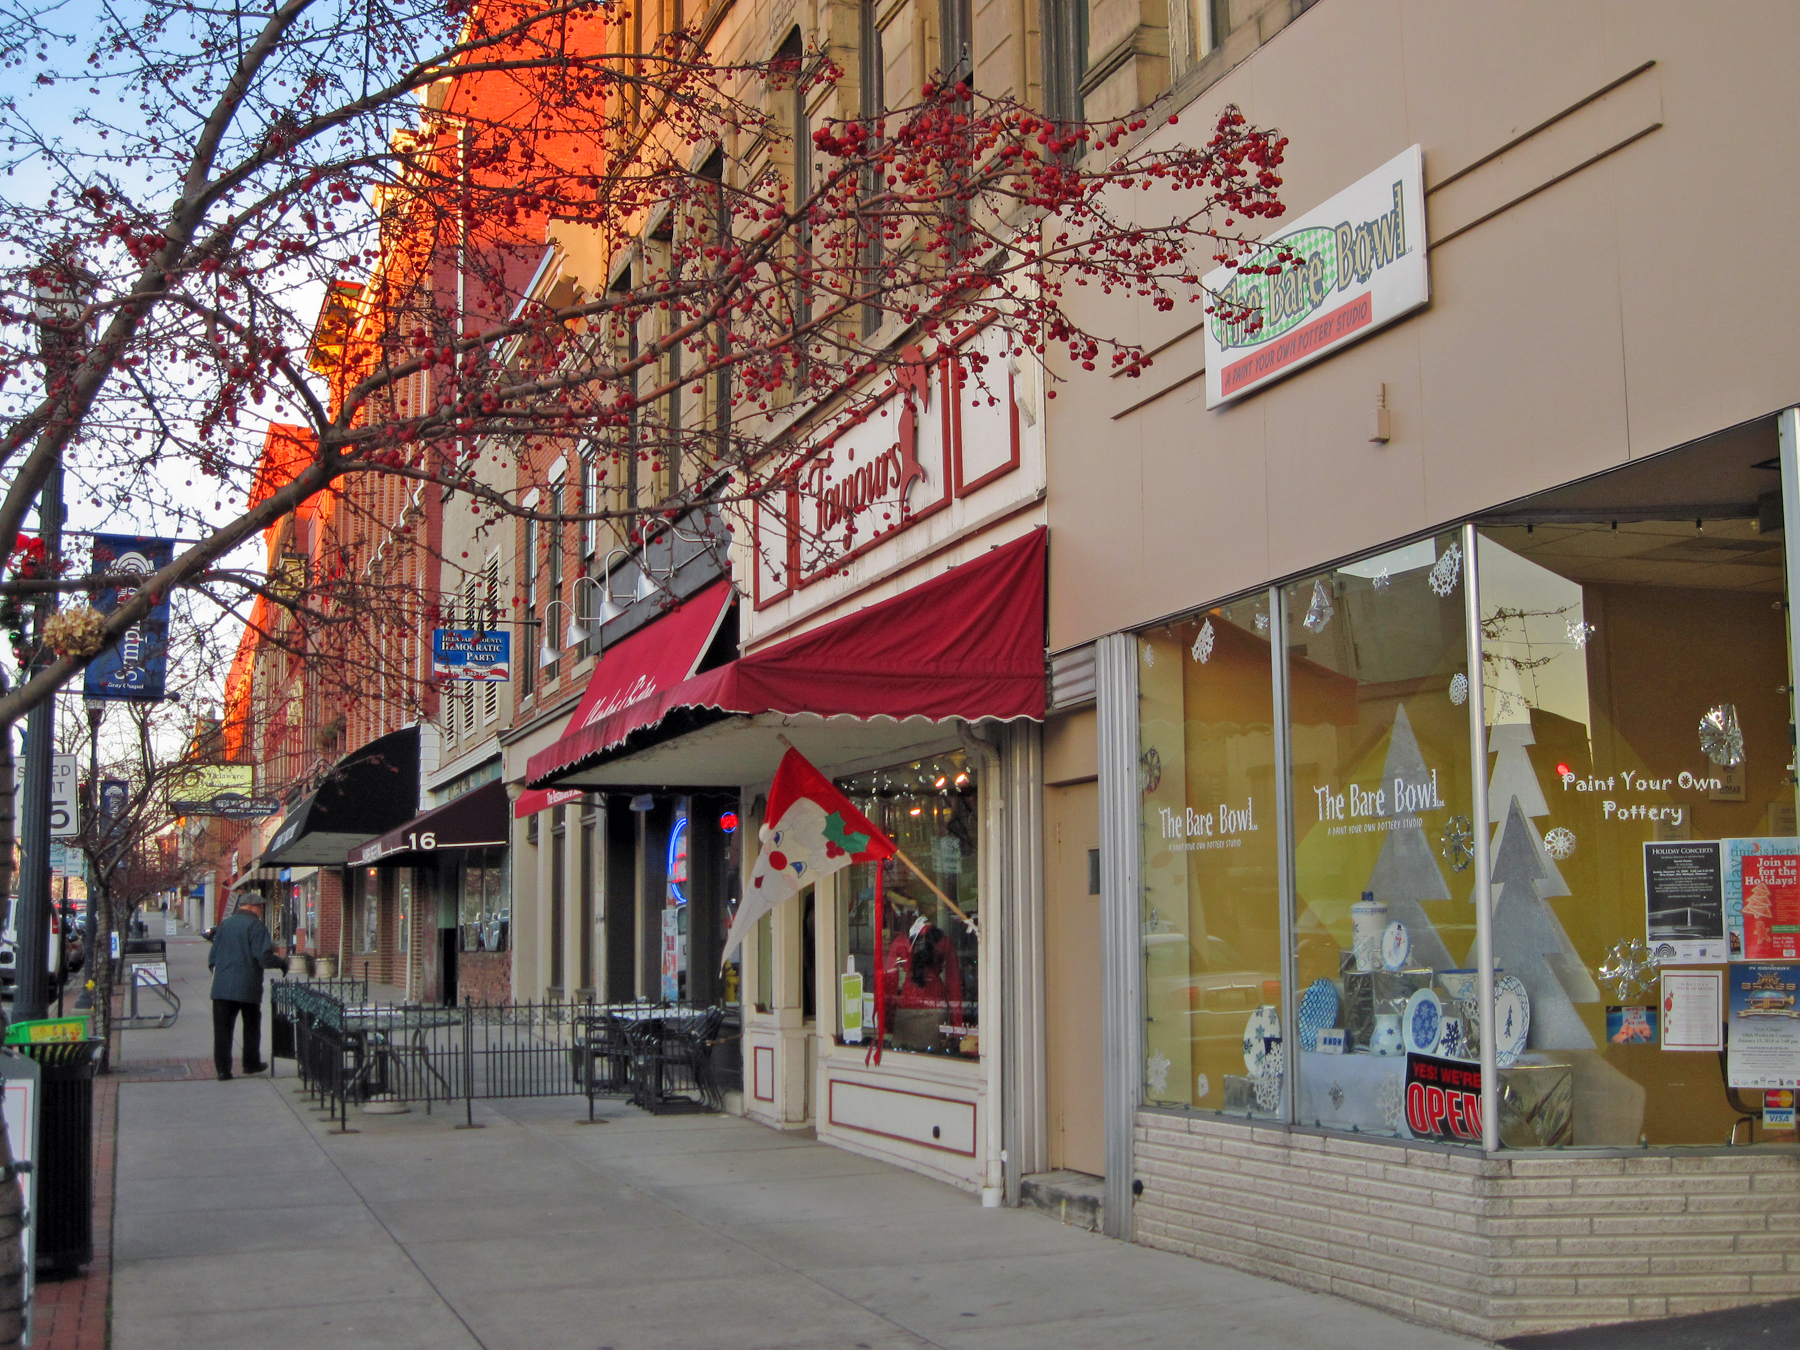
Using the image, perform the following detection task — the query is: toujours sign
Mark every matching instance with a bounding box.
[1204,145,1429,407]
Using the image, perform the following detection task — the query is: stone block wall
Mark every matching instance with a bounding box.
[1132,1109,1800,1340]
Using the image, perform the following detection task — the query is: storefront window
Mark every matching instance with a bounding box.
[754,911,773,1012]
[837,750,980,1058]
[360,867,380,953]
[1132,432,1800,1153]
[1286,533,1476,1140]
[397,871,412,957]
[300,875,318,945]
[1477,475,1793,1146]
[1137,595,1283,1114]
[459,846,510,952]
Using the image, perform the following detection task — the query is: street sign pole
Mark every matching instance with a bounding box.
[13,468,62,1024]
[15,261,84,1024]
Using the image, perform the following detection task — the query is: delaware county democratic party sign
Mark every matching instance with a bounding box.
[1204,145,1429,408]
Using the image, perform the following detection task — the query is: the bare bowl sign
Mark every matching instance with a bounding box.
[1204,145,1429,408]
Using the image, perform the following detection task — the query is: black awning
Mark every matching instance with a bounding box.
[262,725,421,866]
[347,779,509,867]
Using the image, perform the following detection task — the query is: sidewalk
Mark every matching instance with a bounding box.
[110,1090,1494,1350]
[100,942,1488,1350]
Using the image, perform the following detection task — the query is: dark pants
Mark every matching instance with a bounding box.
[212,998,262,1076]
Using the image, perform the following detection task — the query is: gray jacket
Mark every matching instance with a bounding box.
[208,911,283,1003]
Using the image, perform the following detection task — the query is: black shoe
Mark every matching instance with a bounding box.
[243,1062,268,1075]
[217,1070,233,1080]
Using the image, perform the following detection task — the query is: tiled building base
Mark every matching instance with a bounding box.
[1132,1109,1800,1340]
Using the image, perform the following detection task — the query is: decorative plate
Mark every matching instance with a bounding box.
[1492,975,1531,1068]
[1381,921,1412,971]
[1297,978,1339,1052]
[1242,1005,1282,1076]
[1403,987,1444,1056]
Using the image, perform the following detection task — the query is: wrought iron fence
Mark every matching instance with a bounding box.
[271,981,734,1129]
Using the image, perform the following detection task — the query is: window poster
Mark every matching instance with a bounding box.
[1605,1005,1658,1045]
[1642,841,1727,963]
[1722,837,1800,958]
[1726,964,1800,1089]
[1742,855,1800,959]
[1660,968,1724,1052]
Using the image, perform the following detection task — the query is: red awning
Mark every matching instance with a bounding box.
[513,579,733,817]
[526,528,1047,790]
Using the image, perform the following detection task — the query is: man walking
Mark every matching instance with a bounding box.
[209,897,285,1079]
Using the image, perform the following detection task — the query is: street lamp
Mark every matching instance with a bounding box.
[13,256,92,1023]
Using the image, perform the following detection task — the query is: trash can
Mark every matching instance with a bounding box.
[18,1039,101,1279]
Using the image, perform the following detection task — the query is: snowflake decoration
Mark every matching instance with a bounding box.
[1699,703,1745,768]
[1373,568,1391,592]
[1142,643,1155,667]
[1138,746,1163,794]
[1191,618,1215,664]
[1427,542,1462,598]
[1566,618,1595,647]
[1378,1076,1406,1131]
[1544,827,1577,861]
[1195,1073,1210,1101]
[1145,1049,1171,1096]
[1448,673,1469,706]
[1441,815,1475,873]
[1438,1020,1466,1061]
[1253,1071,1282,1114]
[1327,1082,1345,1110]
[1596,938,1654,1002]
[1302,578,1334,634]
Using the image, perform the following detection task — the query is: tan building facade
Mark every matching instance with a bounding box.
[1042,2,1800,1338]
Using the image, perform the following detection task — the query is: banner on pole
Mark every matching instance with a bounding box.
[84,534,174,701]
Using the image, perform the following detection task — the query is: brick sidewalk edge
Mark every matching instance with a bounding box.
[31,1008,125,1349]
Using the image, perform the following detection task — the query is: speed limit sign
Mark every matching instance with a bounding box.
[50,755,77,838]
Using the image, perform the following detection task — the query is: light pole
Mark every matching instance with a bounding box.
[71,697,104,1011]
[13,261,84,1023]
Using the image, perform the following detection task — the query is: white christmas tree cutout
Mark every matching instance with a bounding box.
[1482,796,1595,1049]
[1364,704,1456,970]
[1465,720,1600,1039]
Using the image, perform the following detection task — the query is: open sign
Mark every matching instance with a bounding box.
[1404,1053,1483,1142]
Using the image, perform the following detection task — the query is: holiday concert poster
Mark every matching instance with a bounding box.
[1642,840,1727,964]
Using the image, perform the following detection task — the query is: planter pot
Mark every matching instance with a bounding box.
[313,956,338,980]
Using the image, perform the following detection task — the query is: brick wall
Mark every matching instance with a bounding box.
[458,951,511,1005]
[1132,1109,1800,1340]
[316,869,343,960]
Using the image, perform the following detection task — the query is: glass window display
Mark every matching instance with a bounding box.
[1134,434,1800,1152]
[1286,532,1477,1141]
[1477,441,1794,1146]
[458,847,510,952]
[837,751,980,1058]
[1136,595,1284,1114]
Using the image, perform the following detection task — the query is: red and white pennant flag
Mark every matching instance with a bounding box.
[722,747,899,1060]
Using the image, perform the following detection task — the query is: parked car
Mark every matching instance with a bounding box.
[0,906,65,998]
